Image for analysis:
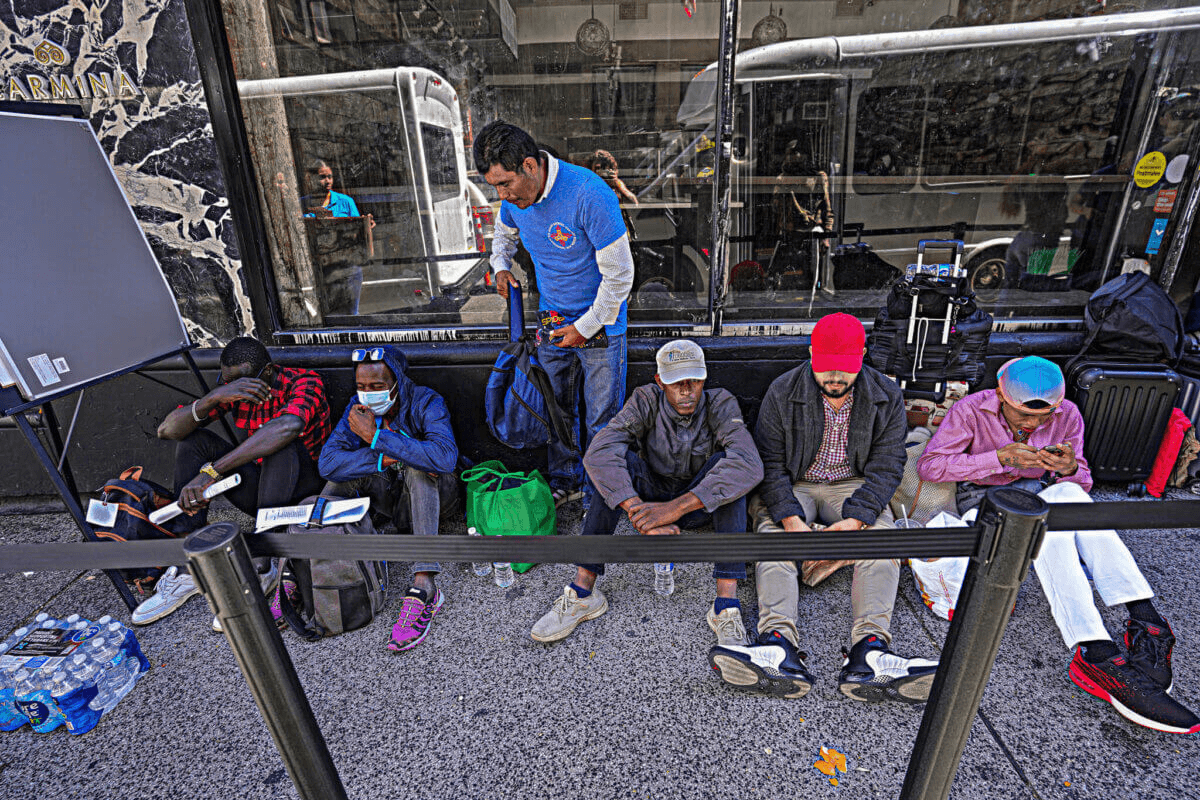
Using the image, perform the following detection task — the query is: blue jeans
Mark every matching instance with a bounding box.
[577,450,748,580]
[537,333,627,502]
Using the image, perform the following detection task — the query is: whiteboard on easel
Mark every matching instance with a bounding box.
[0,111,190,404]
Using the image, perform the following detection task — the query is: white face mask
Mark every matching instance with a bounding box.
[357,385,396,415]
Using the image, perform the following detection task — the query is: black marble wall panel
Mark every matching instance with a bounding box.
[2,0,252,346]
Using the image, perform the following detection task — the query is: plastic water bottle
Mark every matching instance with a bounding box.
[88,634,142,714]
[0,625,30,656]
[15,667,64,733]
[85,637,124,713]
[49,669,101,735]
[492,561,515,588]
[467,527,492,577]
[654,563,675,596]
[0,664,28,731]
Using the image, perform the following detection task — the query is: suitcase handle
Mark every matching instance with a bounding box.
[916,239,964,273]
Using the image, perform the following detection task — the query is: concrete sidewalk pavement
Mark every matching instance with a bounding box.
[1,488,1197,799]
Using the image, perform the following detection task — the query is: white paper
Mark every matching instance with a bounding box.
[27,354,60,387]
[254,497,370,532]
[320,497,371,525]
[0,356,15,388]
[86,499,119,528]
[149,473,242,524]
[256,505,313,532]
[52,357,70,374]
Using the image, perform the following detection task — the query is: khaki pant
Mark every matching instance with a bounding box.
[751,479,898,650]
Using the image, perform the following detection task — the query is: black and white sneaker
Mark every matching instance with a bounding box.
[708,630,814,699]
[838,635,939,704]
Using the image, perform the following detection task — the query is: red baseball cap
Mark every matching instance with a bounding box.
[810,313,865,373]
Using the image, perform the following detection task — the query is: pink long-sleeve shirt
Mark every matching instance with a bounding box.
[917,389,1092,491]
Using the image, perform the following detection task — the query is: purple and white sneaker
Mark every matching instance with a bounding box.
[388,586,444,652]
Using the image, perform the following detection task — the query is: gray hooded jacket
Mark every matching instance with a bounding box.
[584,384,763,512]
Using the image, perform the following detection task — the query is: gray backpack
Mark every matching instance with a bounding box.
[278,497,388,640]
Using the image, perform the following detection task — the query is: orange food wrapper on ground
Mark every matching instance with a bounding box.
[814,760,835,776]
[828,749,847,773]
[830,777,839,787]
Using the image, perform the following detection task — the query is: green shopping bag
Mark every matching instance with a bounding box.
[462,461,556,574]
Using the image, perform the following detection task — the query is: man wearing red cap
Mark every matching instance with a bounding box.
[710,313,939,703]
[918,356,1198,735]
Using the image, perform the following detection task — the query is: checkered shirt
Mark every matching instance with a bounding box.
[804,391,855,482]
[206,366,331,462]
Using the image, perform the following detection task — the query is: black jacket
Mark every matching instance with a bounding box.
[754,362,905,525]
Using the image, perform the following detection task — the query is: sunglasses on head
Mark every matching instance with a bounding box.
[351,348,385,362]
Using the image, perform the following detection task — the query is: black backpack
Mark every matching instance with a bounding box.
[276,497,389,640]
[1067,271,1185,372]
[92,466,204,588]
[867,276,993,389]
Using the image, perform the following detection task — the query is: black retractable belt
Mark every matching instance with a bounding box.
[2,497,1198,576]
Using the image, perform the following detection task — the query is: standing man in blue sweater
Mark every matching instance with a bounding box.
[474,122,634,508]
[319,346,459,652]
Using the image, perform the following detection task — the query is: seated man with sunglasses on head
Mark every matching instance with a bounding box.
[319,345,459,652]
[134,336,332,626]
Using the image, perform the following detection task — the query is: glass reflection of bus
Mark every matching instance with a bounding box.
[238,67,490,317]
[676,20,1193,304]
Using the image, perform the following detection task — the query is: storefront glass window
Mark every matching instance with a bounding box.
[222,0,719,331]
[218,0,1199,333]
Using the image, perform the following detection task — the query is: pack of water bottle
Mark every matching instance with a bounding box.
[0,612,151,735]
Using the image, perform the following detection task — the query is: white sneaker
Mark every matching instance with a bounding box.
[530,586,607,642]
[212,560,281,632]
[131,567,199,625]
[707,605,748,647]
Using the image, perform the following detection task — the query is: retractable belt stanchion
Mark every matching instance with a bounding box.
[900,486,1049,800]
[184,522,348,800]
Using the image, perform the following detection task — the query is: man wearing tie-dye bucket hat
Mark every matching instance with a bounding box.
[919,356,1198,735]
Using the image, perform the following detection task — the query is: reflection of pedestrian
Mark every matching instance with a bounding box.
[587,149,638,205]
[1000,136,1081,290]
[474,122,633,509]
[301,160,375,315]
[770,140,833,288]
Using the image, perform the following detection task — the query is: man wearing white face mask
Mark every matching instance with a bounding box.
[319,345,459,652]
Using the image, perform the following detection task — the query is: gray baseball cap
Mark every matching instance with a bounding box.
[656,340,707,384]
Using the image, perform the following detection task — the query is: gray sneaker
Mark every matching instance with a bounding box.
[707,606,748,647]
[131,567,199,625]
[531,586,608,642]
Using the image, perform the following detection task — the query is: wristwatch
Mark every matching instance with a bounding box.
[199,462,221,481]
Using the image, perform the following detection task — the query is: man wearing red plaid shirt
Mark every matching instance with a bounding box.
[131,337,331,625]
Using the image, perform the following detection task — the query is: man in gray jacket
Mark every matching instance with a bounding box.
[531,340,764,650]
[710,313,938,702]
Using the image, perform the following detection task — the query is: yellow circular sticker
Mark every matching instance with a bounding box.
[1134,151,1167,188]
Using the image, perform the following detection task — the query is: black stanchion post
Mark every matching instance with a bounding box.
[184,522,348,800]
[899,487,1048,800]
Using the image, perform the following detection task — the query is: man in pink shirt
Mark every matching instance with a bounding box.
[919,356,1197,735]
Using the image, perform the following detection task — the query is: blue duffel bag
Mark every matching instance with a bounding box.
[484,286,578,452]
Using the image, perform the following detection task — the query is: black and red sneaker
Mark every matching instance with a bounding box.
[1069,648,1200,734]
[1124,618,1175,693]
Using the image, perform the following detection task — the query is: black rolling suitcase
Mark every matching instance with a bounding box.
[1067,361,1182,491]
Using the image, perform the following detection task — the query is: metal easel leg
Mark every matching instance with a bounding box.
[11,412,140,611]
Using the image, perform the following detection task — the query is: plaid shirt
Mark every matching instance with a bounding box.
[804,391,855,482]
[206,366,331,462]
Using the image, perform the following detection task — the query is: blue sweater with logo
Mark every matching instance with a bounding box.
[499,161,628,335]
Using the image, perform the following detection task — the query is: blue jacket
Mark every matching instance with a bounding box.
[318,347,459,480]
